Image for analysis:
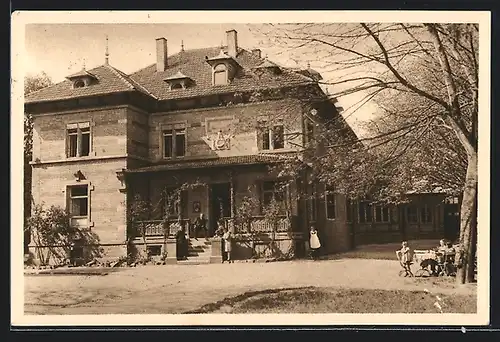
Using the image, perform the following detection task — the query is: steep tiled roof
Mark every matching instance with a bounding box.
[25,46,317,104]
[129,46,315,101]
[254,59,280,69]
[25,64,156,104]
[125,154,300,173]
[66,69,97,79]
[164,70,191,81]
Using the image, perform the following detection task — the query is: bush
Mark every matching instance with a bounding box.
[26,203,103,266]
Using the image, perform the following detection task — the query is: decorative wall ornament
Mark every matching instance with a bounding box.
[206,129,232,150]
[203,117,236,151]
[115,169,127,193]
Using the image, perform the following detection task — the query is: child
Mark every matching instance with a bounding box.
[396,241,413,277]
[309,225,321,260]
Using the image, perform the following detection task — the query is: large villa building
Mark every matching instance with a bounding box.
[24,29,459,265]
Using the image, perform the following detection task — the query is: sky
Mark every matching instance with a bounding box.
[25,23,377,135]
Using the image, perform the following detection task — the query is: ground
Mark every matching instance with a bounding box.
[198,287,476,314]
[24,256,476,315]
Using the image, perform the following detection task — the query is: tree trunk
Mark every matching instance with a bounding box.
[466,186,477,282]
[456,152,478,284]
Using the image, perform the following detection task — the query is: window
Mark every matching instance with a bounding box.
[66,123,91,158]
[68,185,89,227]
[259,123,285,150]
[146,245,162,256]
[213,63,228,85]
[406,205,418,223]
[346,199,353,222]
[273,125,285,149]
[325,186,336,220]
[374,205,390,223]
[261,181,286,213]
[170,83,183,90]
[358,201,372,223]
[74,80,85,88]
[304,119,315,145]
[163,128,186,158]
[420,205,432,224]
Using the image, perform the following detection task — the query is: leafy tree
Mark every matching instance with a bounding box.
[254,23,478,283]
[26,204,102,266]
[24,72,53,252]
[231,185,261,257]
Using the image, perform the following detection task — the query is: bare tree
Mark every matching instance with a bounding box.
[253,23,478,284]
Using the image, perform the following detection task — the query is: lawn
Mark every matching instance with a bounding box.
[190,287,476,314]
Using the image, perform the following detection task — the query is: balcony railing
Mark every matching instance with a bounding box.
[134,216,298,238]
[224,215,298,234]
[134,219,190,238]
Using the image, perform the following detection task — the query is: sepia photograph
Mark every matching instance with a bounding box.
[11,10,490,326]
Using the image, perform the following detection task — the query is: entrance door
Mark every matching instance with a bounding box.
[209,183,232,236]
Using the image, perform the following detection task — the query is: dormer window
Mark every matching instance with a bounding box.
[163,71,194,90]
[205,49,241,86]
[74,80,85,88]
[213,63,228,85]
[66,69,98,89]
[253,59,282,77]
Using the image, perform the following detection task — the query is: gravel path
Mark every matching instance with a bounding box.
[24,259,476,315]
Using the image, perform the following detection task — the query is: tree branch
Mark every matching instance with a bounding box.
[361,23,451,110]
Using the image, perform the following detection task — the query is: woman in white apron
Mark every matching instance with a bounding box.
[309,225,321,260]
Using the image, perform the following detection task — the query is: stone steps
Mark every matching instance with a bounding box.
[178,238,212,264]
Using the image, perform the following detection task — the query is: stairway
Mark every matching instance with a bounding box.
[177,238,212,265]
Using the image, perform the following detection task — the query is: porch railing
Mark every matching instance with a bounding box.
[134,219,190,238]
[224,215,298,234]
[134,216,298,238]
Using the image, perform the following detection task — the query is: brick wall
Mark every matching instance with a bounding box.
[127,107,150,159]
[31,158,128,255]
[148,99,304,161]
[32,106,128,162]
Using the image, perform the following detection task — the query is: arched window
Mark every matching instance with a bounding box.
[213,63,228,85]
[170,83,183,90]
[74,80,85,88]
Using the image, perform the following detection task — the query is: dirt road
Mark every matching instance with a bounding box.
[24,259,476,315]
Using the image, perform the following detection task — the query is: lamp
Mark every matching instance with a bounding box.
[73,170,85,181]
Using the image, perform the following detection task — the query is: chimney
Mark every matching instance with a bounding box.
[251,49,262,58]
[226,30,238,57]
[155,37,168,72]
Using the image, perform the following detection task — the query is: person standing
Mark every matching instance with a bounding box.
[175,226,188,260]
[222,227,233,263]
[309,225,321,260]
[193,212,208,239]
[396,241,414,277]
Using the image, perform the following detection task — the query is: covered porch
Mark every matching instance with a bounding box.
[120,155,308,263]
